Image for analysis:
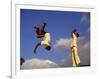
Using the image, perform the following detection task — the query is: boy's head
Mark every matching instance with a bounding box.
[45,46,51,51]
[34,27,46,35]
[72,28,77,33]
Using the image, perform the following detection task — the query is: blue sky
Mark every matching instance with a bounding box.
[20,9,90,66]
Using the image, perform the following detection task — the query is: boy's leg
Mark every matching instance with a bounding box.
[33,42,41,54]
[72,48,77,67]
[73,47,80,66]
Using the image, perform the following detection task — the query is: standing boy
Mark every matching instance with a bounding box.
[71,28,80,67]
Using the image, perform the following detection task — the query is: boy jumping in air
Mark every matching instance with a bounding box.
[70,27,80,67]
[33,21,51,54]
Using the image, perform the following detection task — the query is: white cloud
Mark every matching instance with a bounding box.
[53,38,71,52]
[80,13,90,27]
[80,14,87,23]
[21,58,59,69]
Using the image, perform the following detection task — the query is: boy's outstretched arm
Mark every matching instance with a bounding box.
[33,42,41,54]
[42,22,47,30]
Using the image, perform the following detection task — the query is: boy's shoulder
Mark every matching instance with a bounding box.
[45,32,50,36]
[45,32,50,34]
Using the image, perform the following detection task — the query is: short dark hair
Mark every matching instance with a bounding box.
[72,28,77,33]
[45,46,51,50]
[76,33,79,38]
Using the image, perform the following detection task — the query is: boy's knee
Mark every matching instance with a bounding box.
[45,46,51,50]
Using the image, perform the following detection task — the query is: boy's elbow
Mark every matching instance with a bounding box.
[36,35,40,38]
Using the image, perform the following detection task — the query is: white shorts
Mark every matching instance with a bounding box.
[41,40,50,46]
